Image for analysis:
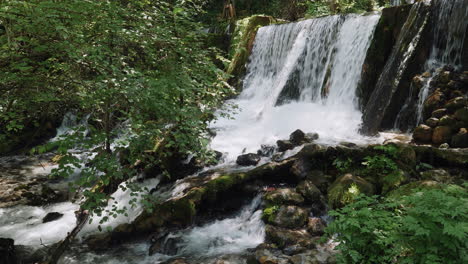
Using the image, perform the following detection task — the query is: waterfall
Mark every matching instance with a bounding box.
[211,14,380,161]
[415,0,468,125]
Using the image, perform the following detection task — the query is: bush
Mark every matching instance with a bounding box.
[324,184,468,263]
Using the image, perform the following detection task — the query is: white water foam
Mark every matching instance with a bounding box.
[211,14,381,162]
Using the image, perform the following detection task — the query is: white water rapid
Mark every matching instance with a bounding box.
[210,14,381,162]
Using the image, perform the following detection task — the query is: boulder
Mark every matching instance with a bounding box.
[412,75,425,90]
[413,125,433,143]
[423,89,445,116]
[290,250,322,264]
[439,143,450,149]
[454,107,468,122]
[438,71,452,84]
[432,126,452,145]
[254,244,290,264]
[0,238,16,264]
[451,128,468,148]
[290,129,307,146]
[426,117,439,127]
[438,115,456,127]
[270,205,309,229]
[236,153,261,166]
[296,180,321,202]
[327,174,375,209]
[381,170,409,194]
[445,97,467,112]
[432,108,447,118]
[420,169,451,183]
[265,225,314,249]
[264,188,304,205]
[42,212,64,223]
[307,217,325,236]
[277,140,295,152]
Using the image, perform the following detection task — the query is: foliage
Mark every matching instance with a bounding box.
[362,145,399,175]
[263,205,280,222]
[2,0,233,223]
[333,157,353,173]
[305,0,379,18]
[324,184,468,263]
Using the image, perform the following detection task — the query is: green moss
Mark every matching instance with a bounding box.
[262,205,279,223]
[328,174,375,208]
[381,170,408,194]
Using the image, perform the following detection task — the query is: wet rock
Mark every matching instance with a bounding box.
[412,75,425,90]
[423,89,445,116]
[454,107,468,122]
[413,125,433,143]
[0,238,17,264]
[161,259,189,264]
[254,244,290,264]
[327,174,375,209]
[422,71,431,78]
[283,244,307,256]
[438,115,456,127]
[305,133,319,141]
[451,128,468,148]
[426,117,439,128]
[264,188,304,205]
[439,143,450,149]
[265,225,314,249]
[257,145,276,157]
[432,126,452,145]
[445,97,466,112]
[236,153,261,166]
[277,140,295,152]
[339,142,357,148]
[149,229,181,256]
[42,212,64,223]
[290,129,308,146]
[307,217,325,236]
[432,108,447,118]
[438,71,452,84]
[421,169,451,183]
[290,250,321,264]
[296,181,321,202]
[270,205,308,229]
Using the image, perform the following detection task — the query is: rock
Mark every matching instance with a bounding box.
[283,244,307,256]
[420,169,451,182]
[0,238,17,264]
[423,89,445,116]
[327,174,375,209]
[432,126,452,145]
[412,145,468,167]
[149,229,180,256]
[381,170,409,194]
[161,259,189,264]
[422,71,431,78]
[277,140,295,152]
[254,245,290,264]
[290,250,321,264]
[290,129,308,146]
[307,217,325,236]
[451,128,468,148]
[236,153,261,166]
[439,71,452,84]
[296,181,321,202]
[42,212,64,223]
[257,145,276,157]
[339,142,357,148]
[445,97,467,112]
[439,143,450,149]
[265,225,314,249]
[413,125,433,143]
[432,108,447,118]
[264,188,304,205]
[438,115,456,127]
[412,75,425,90]
[426,117,439,128]
[270,205,309,229]
[454,107,468,122]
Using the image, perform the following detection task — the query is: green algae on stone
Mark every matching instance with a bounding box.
[328,174,375,209]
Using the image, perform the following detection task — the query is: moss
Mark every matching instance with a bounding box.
[381,170,408,194]
[328,174,375,209]
[386,180,442,199]
[262,205,279,223]
[226,15,276,89]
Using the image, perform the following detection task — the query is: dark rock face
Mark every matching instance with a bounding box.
[269,205,309,229]
[451,128,468,148]
[257,144,276,157]
[0,238,17,264]
[236,153,261,166]
[42,212,64,223]
[277,140,295,152]
[307,217,326,236]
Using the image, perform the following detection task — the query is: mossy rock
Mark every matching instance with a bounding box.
[386,180,464,200]
[227,15,276,89]
[381,169,409,194]
[327,174,375,209]
[264,188,304,206]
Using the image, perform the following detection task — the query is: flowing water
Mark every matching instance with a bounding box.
[211,14,381,162]
[415,0,468,125]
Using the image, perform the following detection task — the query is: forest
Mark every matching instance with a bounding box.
[0,0,467,264]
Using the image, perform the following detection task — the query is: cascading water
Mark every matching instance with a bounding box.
[211,14,381,161]
[415,0,468,125]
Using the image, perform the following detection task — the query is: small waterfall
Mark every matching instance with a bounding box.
[415,0,468,125]
[211,14,380,161]
[361,2,429,135]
